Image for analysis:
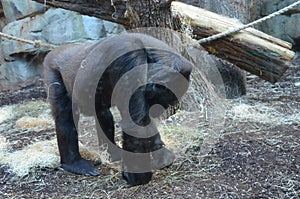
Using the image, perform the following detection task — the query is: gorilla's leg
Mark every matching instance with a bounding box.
[48,70,100,176]
[95,108,121,162]
[122,132,153,186]
[120,89,174,186]
[122,130,175,186]
[120,90,153,186]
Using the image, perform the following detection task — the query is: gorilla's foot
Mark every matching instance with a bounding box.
[122,171,152,186]
[152,148,175,170]
[61,158,101,176]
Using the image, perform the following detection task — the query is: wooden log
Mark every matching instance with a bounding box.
[171,2,295,83]
[32,0,129,27]
[31,0,174,28]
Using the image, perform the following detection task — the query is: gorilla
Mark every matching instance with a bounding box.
[44,33,192,186]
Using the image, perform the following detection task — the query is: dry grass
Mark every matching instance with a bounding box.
[0,136,112,177]
[0,136,8,161]
[1,139,60,177]
[227,100,300,125]
[0,106,14,124]
[15,116,54,130]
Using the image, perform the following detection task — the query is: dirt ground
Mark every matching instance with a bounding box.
[0,60,299,198]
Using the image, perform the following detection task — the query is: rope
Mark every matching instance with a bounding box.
[0,1,299,47]
[0,32,56,49]
[198,0,300,44]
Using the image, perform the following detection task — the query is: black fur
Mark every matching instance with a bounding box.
[44,33,192,185]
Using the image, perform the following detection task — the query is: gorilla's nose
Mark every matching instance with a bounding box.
[180,63,192,79]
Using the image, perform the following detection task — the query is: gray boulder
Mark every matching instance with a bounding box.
[1,0,44,22]
[259,0,300,44]
[1,53,45,83]
[2,8,125,57]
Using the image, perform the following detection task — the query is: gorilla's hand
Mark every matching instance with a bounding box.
[122,172,152,186]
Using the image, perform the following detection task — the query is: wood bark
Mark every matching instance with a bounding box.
[31,0,175,28]
[172,2,295,83]
[32,0,295,83]
[32,0,130,27]
[180,0,258,23]
[126,0,174,28]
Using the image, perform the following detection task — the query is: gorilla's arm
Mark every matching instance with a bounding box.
[94,106,123,162]
[44,43,101,176]
[120,87,175,186]
[120,88,153,185]
[45,65,100,176]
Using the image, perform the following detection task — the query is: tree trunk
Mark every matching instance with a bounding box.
[126,0,174,28]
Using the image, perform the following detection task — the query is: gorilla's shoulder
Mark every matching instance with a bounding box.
[44,42,97,71]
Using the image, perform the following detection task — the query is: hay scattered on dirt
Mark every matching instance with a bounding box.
[0,106,13,124]
[231,103,277,123]
[1,139,59,177]
[0,136,9,161]
[0,100,52,127]
[11,101,51,119]
[0,138,109,177]
[15,116,54,130]
[79,141,111,166]
[228,101,300,125]
[159,111,205,155]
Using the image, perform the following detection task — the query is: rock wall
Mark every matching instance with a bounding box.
[0,0,125,90]
[257,0,300,46]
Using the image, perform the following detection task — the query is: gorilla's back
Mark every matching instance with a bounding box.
[43,33,182,114]
[43,41,99,95]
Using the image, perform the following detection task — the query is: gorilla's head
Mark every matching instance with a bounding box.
[144,49,192,113]
[107,47,192,120]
